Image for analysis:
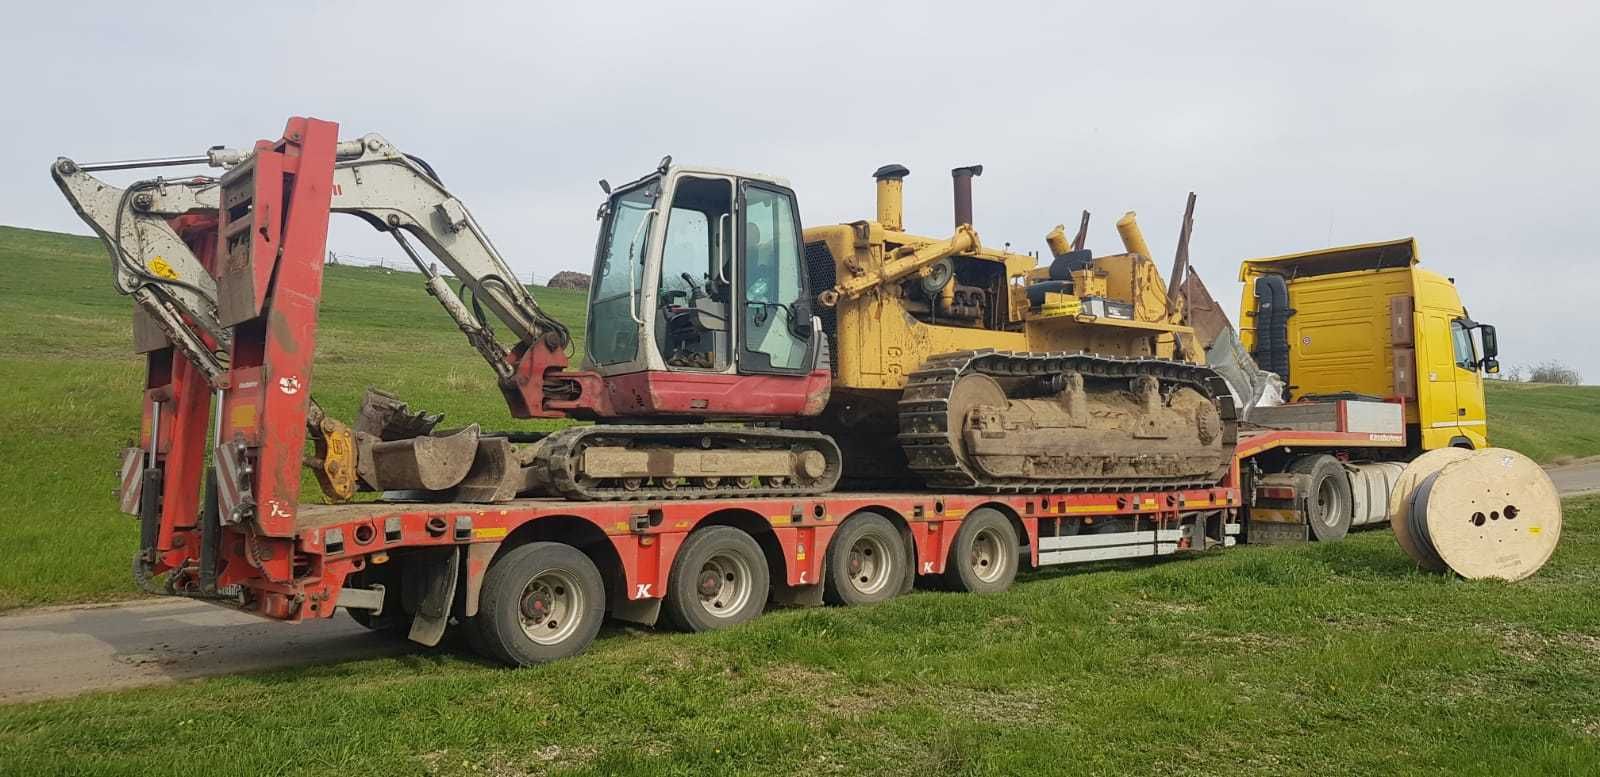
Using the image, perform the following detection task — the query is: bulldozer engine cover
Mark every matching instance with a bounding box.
[898,350,1237,491]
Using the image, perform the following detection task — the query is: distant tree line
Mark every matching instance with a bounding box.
[1489,360,1582,385]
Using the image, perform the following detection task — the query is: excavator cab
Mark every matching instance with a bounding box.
[584,161,828,417]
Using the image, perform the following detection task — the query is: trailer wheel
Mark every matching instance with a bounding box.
[663,526,770,633]
[824,513,908,606]
[474,542,605,666]
[942,508,1019,593]
[1292,454,1353,543]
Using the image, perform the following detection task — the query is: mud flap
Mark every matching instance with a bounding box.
[407,546,461,647]
[611,591,663,626]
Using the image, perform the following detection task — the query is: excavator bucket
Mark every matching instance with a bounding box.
[453,437,528,503]
[350,388,480,492]
[348,389,526,500]
[361,425,482,492]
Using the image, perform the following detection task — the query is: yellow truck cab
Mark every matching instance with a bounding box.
[1237,238,1498,451]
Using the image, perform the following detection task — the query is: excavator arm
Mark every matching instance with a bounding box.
[50,132,570,392]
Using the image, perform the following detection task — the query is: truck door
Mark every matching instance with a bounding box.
[1448,318,1488,447]
[1418,311,1462,448]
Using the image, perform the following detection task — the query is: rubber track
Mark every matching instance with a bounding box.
[539,424,843,501]
[897,349,1239,493]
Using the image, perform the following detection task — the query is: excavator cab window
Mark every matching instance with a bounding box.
[737,183,811,373]
[588,179,659,366]
[656,176,733,370]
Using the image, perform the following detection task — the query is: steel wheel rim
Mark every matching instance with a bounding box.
[696,552,754,618]
[846,533,894,596]
[1315,477,1342,528]
[969,527,1009,584]
[519,569,584,646]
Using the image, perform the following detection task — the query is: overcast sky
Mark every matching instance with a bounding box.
[4,1,1596,380]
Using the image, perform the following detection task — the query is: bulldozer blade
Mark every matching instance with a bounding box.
[366,424,481,492]
[452,437,527,503]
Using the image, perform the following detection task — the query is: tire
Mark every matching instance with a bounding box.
[1292,454,1353,543]
[474,542,606,666]
[824,513,908,606]
[663,526,770,632]
[942,507,1020,593]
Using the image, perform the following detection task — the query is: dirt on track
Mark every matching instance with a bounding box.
[4,459,1598,705]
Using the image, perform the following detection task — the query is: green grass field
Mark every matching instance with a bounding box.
[1,224,1597,611]
[0,226,585,610]
[0,496,1595,775]
[1484,381,1600,465]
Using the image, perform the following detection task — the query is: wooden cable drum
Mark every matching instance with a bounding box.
[1392,448,1562,581]
[1388,447,1473,573]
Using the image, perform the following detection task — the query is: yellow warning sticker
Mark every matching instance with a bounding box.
[230,404,256,430]
[474,527,509,540]
[1529,526,1542,535]
[148,257,179,280]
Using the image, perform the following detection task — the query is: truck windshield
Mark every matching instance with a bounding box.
[589,179,660,365]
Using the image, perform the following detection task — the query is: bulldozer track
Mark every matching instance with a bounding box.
[540,425,843,501]
[897,349,1238,493]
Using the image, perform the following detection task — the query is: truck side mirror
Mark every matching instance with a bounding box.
[1482,357,1500,375]
[1479,324,1498,359]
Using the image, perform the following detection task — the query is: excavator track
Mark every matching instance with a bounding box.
[536,425,843,502]
[897,349,1238,493]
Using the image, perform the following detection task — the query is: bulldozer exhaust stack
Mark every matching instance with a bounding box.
[951,165,983,228]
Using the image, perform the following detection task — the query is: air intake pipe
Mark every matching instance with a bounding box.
[1115,211,1152,260]
[873,164,909,231]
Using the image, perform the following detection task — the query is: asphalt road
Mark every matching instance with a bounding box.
[1547,458,1600,497]
[0,599,412,704]
[5,459,1599,704]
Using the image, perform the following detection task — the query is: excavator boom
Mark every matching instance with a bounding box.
[52,131,570,396]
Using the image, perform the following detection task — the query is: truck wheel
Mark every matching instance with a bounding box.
[474,542,606,666]
[1292,454,1353,543]
[663,526,770,632]
[824,513,908,606]
[942,508,1020,593]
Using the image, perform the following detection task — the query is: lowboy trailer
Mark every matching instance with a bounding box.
[61,117,1493,665]
[139,397,1413,664]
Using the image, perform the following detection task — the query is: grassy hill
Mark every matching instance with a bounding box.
[1483,381,1600,464]
[1,224,1596,611]
[0,226,586,610]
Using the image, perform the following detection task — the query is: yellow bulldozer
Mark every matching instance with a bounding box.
[795,164,1231,491]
